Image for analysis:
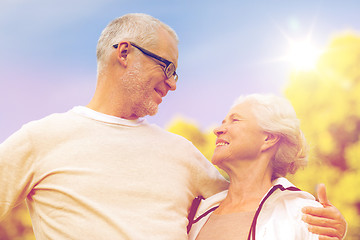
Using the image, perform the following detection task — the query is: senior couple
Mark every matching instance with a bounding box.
[0,13,346,239]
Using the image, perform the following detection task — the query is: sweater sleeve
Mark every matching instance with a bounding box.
[0,126,36,220]
[187,142,229,199]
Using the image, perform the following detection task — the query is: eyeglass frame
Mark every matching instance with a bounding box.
[112,42,178,82]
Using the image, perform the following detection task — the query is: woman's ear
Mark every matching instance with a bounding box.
[116,41,131,67]
[261,133,280,152]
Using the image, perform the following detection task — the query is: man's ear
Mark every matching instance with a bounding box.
[116,41,131,67]
[261,133,280,152]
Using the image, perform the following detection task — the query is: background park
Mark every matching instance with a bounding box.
[1,0,359,239]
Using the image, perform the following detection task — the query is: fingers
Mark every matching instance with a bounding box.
[302,212,340,227]
[318,236,341,240]
[306,222,342,239]
[302,206,347,239]
[317,183,331,206]
[302,184,347,239]
[302,205,336,219]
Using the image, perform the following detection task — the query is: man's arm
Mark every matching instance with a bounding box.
[0,127,36,221]
[302,184,347,240]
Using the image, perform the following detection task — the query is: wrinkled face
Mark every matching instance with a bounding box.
[121,62,158,117]
[123,29,178,118]
[211,101,267,168]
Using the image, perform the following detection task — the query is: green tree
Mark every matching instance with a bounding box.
[0,202,35,240]
[167,117,229,179]
[285,33,360,239]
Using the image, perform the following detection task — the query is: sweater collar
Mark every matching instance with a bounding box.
[71,106,145,126]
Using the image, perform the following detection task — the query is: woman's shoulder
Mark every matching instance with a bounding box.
[263,178,323,221]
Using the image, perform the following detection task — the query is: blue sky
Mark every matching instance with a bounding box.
[1,0,359,142]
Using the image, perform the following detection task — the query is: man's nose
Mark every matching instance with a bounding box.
[165,77,177,91]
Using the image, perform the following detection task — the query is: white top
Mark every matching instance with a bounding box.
[188,178,322,240]
[0,106,229,240]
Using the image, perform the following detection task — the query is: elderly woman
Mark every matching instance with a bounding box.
[188,94,334,240]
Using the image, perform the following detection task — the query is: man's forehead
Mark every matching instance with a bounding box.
[157,29,179,65]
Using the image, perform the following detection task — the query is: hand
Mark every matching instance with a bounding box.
[301,184,347,240]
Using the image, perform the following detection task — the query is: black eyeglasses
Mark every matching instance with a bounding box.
[113,42,178,82]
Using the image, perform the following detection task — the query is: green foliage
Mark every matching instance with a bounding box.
[285,33,360,239]
[166,117,229,179]
[0,202,35,240]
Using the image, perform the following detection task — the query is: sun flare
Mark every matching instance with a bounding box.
[285,39,322,71]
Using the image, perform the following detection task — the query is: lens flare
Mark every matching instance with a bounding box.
[285,40,323,71]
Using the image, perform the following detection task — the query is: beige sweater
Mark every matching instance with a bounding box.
[0,106,228,240]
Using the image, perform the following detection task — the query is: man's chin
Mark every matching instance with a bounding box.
[136,104,158,118]
[147,106,158,116]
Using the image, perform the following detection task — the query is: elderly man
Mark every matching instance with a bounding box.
[0,13,346,239]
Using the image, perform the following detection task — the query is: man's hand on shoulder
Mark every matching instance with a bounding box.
[301,184,347,240]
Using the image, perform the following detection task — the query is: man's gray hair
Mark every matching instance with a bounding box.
[232,94,309,179]
[96,13,179,73]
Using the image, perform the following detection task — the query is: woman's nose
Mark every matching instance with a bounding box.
[213,125,226,137]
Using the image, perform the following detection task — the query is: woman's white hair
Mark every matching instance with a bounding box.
[96,13,179,73]
[232,94,309,179]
